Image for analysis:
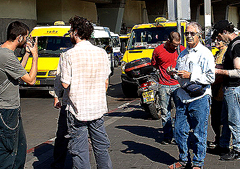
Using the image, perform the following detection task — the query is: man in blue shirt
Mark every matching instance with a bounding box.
[168,22,215,169]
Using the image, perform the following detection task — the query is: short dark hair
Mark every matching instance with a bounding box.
[168,31,180,42]
[69,16,94,40]
[7,21,29,41]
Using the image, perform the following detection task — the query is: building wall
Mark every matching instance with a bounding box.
[228,6,239,28]
[122,0,147,29]
[0,0,37,43]
[37,0,97,25]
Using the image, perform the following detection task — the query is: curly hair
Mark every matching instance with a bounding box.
[69,16,94,40]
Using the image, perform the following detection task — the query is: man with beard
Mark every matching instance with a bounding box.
[60,16,112,169]
[168,22,215,169]
[0,21,38,168]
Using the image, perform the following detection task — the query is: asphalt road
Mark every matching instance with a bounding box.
[20,67,135,150]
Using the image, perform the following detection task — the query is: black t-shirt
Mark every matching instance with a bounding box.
[223,36,240,87]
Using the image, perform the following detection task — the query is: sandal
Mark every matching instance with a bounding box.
[168,162,186,169]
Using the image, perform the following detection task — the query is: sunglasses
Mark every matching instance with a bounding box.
[184,32,197,37]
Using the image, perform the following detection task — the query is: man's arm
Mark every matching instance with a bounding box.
[21,37,38,85]
[105,78,109,91]
[216,57,240,77]
[62,83,69,89]
[21,52,30,68]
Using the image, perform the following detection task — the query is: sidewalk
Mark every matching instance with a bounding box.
[25,99,240,169]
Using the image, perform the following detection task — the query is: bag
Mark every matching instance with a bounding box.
[125,58,153,78]
[182,82,207,97]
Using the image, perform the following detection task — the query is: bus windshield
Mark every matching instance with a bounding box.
[128,27,178,50]
[38,37,73,55]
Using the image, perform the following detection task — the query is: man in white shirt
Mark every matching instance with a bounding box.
[60,16,112,169]
[168,22,215,169]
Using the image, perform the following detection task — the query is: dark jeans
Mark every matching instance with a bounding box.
[52,105,69,169]
[67,112,112,169]
[210,98,222,144]
[0,107,27,169]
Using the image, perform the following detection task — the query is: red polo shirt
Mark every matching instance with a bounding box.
[151,44,185,85]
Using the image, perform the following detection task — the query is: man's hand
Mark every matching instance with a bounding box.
[166,66,178,75]
[177,70,191,79]
[27,37,38,58]
[54,97,61,109]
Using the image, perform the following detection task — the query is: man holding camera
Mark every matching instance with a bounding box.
[168,22,215,169]
[0,21,38,168]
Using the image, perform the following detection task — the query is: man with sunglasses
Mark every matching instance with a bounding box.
[151,31,185,145]
[0,21,38,168]
[211,20,240,161]
[168,22,215,169]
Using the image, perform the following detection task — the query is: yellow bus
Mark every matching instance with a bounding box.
[120,18,187,97]
[18,22,114,91]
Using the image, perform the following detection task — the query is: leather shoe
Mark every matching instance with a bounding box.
[208,145,229,155]
[220,150,240,161]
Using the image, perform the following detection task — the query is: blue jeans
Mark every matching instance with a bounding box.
[174,95,210,167]
[0,107,27,169]
[158,84,179,140]
[52,105,69,169]
[220,86,240,151]
[67,112,112,169]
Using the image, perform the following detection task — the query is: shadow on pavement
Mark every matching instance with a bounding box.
[116,125,163,143]
[121,141,176,165]
[106,106,155,120]
[20,90,52,98]
[30,143,72,169]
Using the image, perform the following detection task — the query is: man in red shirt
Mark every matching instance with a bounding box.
[152,31,185,144]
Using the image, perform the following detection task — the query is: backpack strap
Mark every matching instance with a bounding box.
[231,40,240,52]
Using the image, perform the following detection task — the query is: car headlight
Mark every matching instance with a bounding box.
[48,70,57,76]
[121,61,127,73]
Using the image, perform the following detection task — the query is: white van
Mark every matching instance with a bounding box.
[90,26,114,75]
[110,32,122,67]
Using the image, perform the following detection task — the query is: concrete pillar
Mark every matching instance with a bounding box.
[144,0,167,23]
[37,0,97,25]
[0,0,37,43]
[121,0,148,33]
[212,1,228,23]
[96,0,126,34]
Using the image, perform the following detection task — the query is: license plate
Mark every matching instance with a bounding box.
[35,80,40,85]
[142,90,154,103]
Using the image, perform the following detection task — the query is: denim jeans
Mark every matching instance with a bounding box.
[158,84,179,140]
[52,105,69,169]
[67,111,112,169]
[220,86,240,151]
[174,94,210,167]
[0,107,27,169]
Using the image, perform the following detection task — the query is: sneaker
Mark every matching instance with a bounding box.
[220,150,240,161]
[160,139,171,145]
[161,139,176,145]
[208,145,229,155]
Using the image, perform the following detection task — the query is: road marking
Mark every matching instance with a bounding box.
[117,102,131,109]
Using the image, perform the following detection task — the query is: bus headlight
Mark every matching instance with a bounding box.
[121,61,127,73]
[48,70,57,76]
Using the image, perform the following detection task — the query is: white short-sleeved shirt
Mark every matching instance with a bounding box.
[61,41,111,121]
